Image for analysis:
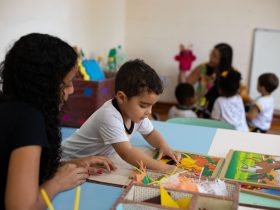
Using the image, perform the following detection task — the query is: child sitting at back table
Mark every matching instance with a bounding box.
[211,70,248,131]
[168,83,197,119]
[246,73,279,133]
[62,59,181,172]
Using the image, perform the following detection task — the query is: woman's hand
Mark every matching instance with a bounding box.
[156,146,181,164]
[70,156,117,175]
[52,163,89,192]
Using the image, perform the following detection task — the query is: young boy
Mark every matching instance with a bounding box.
[168,83,198,119]
[246,73,279,133]
[62,59,181,172]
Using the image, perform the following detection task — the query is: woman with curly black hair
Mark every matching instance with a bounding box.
[185,43,235,117]
[0,33,116,210]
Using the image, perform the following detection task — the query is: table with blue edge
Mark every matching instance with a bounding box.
[53,121,280,210]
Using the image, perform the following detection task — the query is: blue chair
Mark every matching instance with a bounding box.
[167,117,235,130]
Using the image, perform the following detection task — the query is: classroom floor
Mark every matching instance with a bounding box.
[152,102,280,135]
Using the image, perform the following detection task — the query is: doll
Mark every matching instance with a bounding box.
[175,44,196,83]
[175,44,196,72]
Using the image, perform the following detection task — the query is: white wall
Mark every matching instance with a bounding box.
[125,0,280,102]
[1,0,279,103]
[0,0,125,61]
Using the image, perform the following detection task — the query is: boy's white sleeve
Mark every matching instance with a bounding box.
[254,97,265,112]
[211,99,221,120]
[99,116,129,145]
[137,118,154,135]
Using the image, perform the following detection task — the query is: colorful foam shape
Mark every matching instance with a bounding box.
[78,60,90,80]
[142,176,151,184]
[101,87,108,96]
[82,59,105,80]
[83,87,93,96]
[63,114,70,122]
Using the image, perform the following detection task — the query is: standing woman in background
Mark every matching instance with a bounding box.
[185,43,235,116]
[0,33,115,210]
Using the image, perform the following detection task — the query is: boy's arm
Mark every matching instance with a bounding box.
[143,130,181,163]
[112,141,175,173]
[246,105,260,121]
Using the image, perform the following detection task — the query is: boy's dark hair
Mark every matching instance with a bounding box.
[115,59,163,98]
[175,83,194,104]
[217,69,241,97]
[258,73,279,93]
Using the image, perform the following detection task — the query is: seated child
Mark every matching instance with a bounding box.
[246,73,279,133]
[62,59,181,172]
[168,83,198,119]
[211,70,249,131]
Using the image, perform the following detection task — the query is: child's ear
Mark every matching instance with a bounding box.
[260,86,268,94]
[218,88,223,95]
[116,91,127,104]
[190,96,197,105]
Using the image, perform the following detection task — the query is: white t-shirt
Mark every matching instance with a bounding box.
[252,95,274,130]
[168,106,197,119]
[61,100,154,160]
[211,95,249,132]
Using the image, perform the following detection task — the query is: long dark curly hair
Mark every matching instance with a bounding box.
[214,43,233,73]
[0,33,77,182]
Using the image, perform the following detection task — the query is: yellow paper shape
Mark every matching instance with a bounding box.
[160,186,179,208]
[176,197,192,209]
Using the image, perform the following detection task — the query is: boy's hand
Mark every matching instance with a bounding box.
[157,146,181,164]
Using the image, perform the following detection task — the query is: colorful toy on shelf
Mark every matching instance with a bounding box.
[73,46,90,80]
[107,47,117,71]
[116,45,126,69]
[78,60,90,81]
[106,45,126,71]
[107,56,116,71]
[79,49,86,60]
[82,59,105,81]
[97,54,105,69]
